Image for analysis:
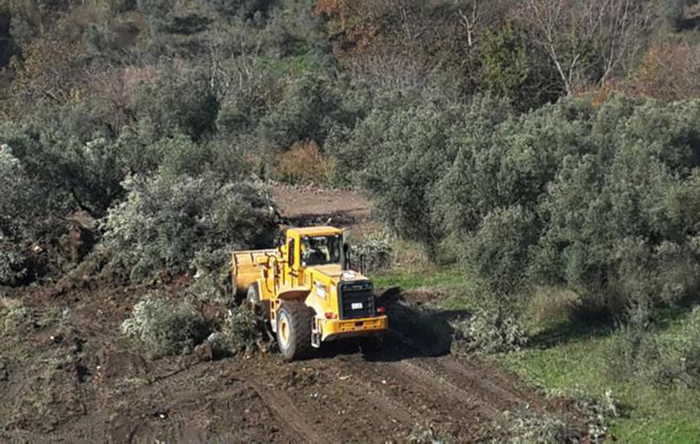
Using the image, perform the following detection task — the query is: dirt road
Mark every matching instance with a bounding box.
[0,186,581,443]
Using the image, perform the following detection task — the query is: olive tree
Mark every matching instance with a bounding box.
[102,173,277,282]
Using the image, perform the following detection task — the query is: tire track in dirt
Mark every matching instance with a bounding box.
[249,381,328,444]
[326,353,494,440]
[392,359,501,418]
[436,356,544,409]
[235,355,420,444]
[330,358,422,426]
[308,332,553,441]
[388,328,543,413]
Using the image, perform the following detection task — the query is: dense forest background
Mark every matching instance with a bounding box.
[2,1,700,439]
[2,0,700,388]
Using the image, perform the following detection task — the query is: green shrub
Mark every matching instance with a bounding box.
[350,229,393,273]
[351,94,513,258]
[0,146,32,284]
[491,410,581,444]
[451,304,528,354]
[608,306,700,388]
[2,120,127,216]
[257,74,354,149]
[121,295,209,358]
[533,100,700,315]
[463,206,538,296]
[102,173,277,282]
[435,99,593,241]
[186,260,233,306]
[209,306,264,358]
[0,143,60,284]
[357,95,700,319]
[132,68,218,140]
[479,22,562,111]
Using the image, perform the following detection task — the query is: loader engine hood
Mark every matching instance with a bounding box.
[308,264,370,283]
[308,264,376,320]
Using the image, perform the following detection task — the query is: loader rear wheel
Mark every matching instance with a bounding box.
[277,301,313,361]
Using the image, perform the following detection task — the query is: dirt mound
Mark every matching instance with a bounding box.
[272,184,378,234]
[0,186,590,442]
[1,278,588,443]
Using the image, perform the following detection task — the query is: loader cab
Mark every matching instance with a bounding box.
[284,227,343,285]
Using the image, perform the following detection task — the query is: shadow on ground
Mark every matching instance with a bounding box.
[314,287,469,363]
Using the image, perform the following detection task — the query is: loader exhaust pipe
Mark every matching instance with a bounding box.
[341,243,350,271]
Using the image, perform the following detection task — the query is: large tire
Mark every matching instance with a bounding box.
[276,301,314,361]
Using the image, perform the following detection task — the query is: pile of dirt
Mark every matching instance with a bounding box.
[0,186,592,442]
[272,184,377,234]
[0,275,591,443]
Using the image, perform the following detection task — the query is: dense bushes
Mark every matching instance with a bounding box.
[121,295,265,359]
[532,100,700,315]
[348,96,700,319]
[451,306,528,354]
[341,94,513,258]
[608,306,700,388]
[121,295,210,358]
[2,0,700,336]
[209,306,265,358]
[102,173,277,283]
[133,68,219,140]
[0,146,37,284]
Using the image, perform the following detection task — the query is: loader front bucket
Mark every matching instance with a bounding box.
[231,249,275,296]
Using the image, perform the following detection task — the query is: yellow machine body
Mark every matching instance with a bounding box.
[231,226,388,345]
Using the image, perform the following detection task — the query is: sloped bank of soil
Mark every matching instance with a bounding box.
[0,185,591,442]
[1,276,588,443]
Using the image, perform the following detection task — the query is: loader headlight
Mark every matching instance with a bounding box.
[314,281,327,299]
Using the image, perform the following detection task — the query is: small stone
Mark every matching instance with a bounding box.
[194,341,213,362]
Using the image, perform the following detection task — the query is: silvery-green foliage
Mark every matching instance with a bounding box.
[352,230,394,272]
[0,146,36,284]
[121,295,209,358]
[532,99,700,314]
[103,173,277,282]
[451,306,528,354]
[358,94,700,317]
[352,94,514,258]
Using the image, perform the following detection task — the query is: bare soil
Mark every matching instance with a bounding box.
[0,186,586,443]
[272,184,377,235]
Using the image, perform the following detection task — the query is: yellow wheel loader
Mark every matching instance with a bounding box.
[231,226,388,360]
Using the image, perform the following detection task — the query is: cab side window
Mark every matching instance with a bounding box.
[288,239,295,266]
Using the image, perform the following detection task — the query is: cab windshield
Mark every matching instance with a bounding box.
[301,235,341,266]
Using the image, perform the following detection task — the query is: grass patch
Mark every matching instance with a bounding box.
[373,260,700,441]
[502,310,700,442]
[371,265,472,292]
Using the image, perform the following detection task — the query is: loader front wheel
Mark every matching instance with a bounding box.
[277,301,313,361]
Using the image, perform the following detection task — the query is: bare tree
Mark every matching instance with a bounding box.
[516,0,651,95]
[455,0,507,48]
[598,0,653,86]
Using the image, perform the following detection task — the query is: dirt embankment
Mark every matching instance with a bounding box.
[1,186,583,443]
[1,280,566,443]
[272,184,377,235]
